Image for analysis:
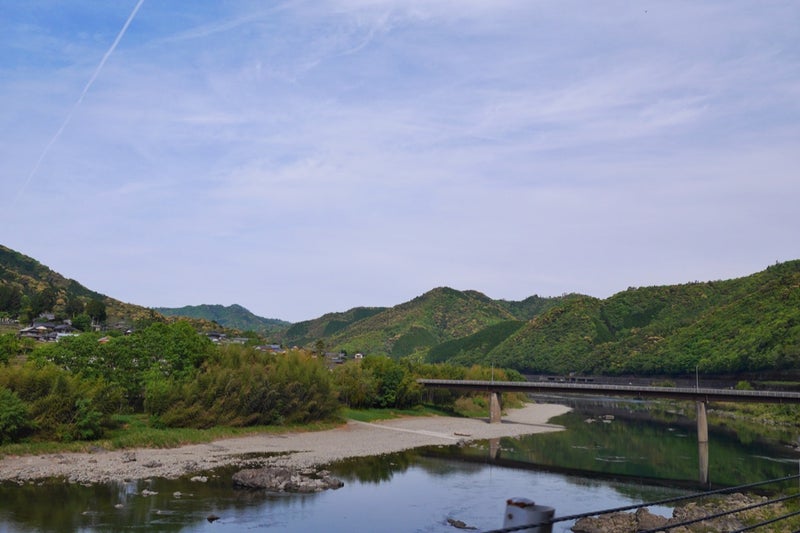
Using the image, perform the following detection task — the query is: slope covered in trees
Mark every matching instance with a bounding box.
[0,244,152,326]
[486,261,800,377]
[326,288,530,357]
[279,306,387,347]
[153,304,290,336]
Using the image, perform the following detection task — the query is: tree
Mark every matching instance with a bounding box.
[71,314,92,332]
[31,288,58,317]
[333,362,378,408]
[85,299,107,324]
[314,339,326,355]
[0,387,31,444]
[0,285,22,315]
[64,297,85,318]
[0,333,23,364]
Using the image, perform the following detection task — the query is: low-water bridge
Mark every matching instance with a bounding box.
[417,378,800,485]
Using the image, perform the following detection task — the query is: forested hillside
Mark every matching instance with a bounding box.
[0,245,157,326]
[280,306,387,347]
[153,304,289,336]
[485,261,800,377]
[324,288,565,357]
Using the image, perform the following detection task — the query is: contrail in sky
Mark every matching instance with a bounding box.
[12,0,145,206]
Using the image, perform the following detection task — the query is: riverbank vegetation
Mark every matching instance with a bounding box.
[0,321,522,449]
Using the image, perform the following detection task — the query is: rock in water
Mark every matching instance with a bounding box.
[232,466,344,493]
[447,518,477,530]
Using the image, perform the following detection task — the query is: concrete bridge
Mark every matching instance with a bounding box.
[417,378,800,485]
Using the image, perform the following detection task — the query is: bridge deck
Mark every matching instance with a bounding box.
[417,379,800,404]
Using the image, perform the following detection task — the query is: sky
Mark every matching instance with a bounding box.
[1,1,798,323]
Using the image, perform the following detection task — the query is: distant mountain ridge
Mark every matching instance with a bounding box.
[153,304,289,335]
[3,243,798,378]
[322,287,565,357]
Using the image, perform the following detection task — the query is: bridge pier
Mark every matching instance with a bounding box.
[490,392,502,424]
[697,400,709,486]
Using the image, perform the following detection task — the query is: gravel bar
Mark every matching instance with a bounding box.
[0,403,570,484]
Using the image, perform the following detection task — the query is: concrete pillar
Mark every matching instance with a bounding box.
[697,400,709,485]
[698,441,709,486]
[490,392,502,424]
[696,400,708,443]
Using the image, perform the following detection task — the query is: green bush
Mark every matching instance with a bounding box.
[149,347,339,428]
[0,386,32,444]
[0,363,122,441]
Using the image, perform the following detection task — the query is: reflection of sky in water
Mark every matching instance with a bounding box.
[0,460,685,533]
[172,463,682,533]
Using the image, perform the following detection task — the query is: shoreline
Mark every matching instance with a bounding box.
[0,403,571,485]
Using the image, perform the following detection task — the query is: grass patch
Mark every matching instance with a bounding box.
[342,405,453,423]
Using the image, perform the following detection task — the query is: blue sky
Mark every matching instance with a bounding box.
[2,1,798,322]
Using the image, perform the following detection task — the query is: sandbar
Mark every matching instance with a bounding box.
[0,402,570,484]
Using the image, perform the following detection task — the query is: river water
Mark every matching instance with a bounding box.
[2,399,798,532]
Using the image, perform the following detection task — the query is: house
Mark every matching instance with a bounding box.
[206,331,226,342]
[18,321,76,342]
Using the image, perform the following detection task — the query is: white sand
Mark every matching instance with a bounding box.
[0,403,570,484]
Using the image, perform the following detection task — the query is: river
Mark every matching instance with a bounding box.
[1,398,798,532]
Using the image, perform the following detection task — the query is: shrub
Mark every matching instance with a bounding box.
[0,363,122,441]
[0,386,33,443]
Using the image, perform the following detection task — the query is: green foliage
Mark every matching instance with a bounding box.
[361,356,420,408]
[332,362,378,408]
[70,313,91,332]
[0,333,23,364]
[0,386,32,443]
[0,283,23,315]
[491,296,605,374]
[427,320,525,364]
[327,287,537,358]
[486,260,800,377]
[0,363,122,442]
[148,346,339,428]
[85,299,107,323]
[281,306,387,347]
[31,321,215,407]
[391,326,438,357]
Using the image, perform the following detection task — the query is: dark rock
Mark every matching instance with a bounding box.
[207,514,220,523]
[232,466,344,493]
[447,517,477,529]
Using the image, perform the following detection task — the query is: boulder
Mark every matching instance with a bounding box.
[232,466,344,493]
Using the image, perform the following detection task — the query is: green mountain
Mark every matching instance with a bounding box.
[0,244,160,326]
[323,287,565,357]
[280,306,387,348]
[486,261,800,377]
[153,304,290,336]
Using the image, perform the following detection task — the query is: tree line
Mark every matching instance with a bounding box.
[0,322,520,445]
